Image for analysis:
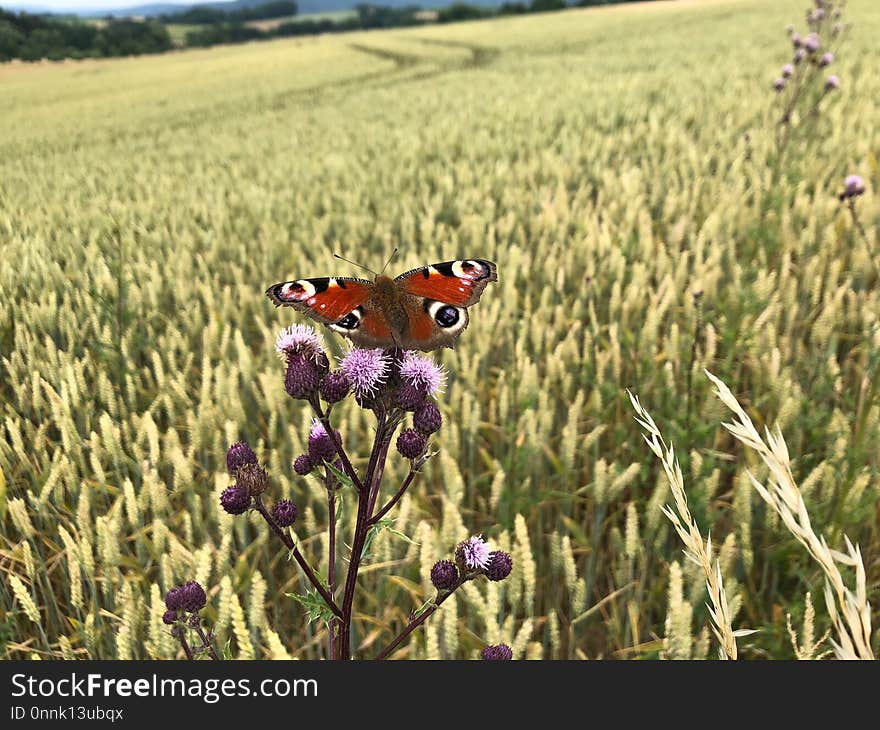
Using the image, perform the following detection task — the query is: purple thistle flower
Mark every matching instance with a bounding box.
[271,499,298,527]
[284,354,323,399]
[842,175,866,199]
[236,463,269,496]
[456,535,491,571]
[396,428,426,460]
[162,609,178,625]
[819,52,833,67]
[781,64,794,78]
[430,560,458,591]
[399,351,446,397]
[791,31,802,47]
[226,441,257,474]
[413,402,442,435]
[486,551,513,582]
[275,324,326,363]
[293,453,314,476]
[825,74,839,90]
[179,581,207,612]
[308,419,338,463]
[340,348,391,399]
[165,587,184,611]
[482,644,513,661]
[319,370,351,403]
[395,382,428,411]
[794,49,806,64]
[220,485,250,515]
[773,77,786,92]
[804,33,820,53]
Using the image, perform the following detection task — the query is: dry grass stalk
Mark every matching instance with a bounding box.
[629,390,752,660]
[706,371,874,660]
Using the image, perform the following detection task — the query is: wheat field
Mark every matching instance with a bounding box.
[1,0,878,660]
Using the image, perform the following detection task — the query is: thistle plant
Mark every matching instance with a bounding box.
[772,1,849,160]
[163,581,219,661]
[160,324,512,660]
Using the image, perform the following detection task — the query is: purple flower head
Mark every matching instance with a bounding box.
[773,77,786,92]
[319,370,351,404]
[220,485,250,515]
[396,428,426,460]
[486,551,513,582]
[285,354,324,399]
[430,560,458,591]
[226,441,257,474]
[162,609,178,625]
[791,32,802,47]
[819,52,833,67]
[237,462,269,496]
[811,8,824,22]
[271,499,298,527]
[293,453,314,476]
[308,419,338,463]
[340,348,391,399]
[456,535,491,571]
[482,644,513,661]
[275,324,326,363]
[413,402,442,435]
[399,352,446,398]
[825,74,839,90]
[781,64,794,78]
[395,382,428,410]
[165,587,184,611]
[179,581,206,612]
[794,49,806,64]
[842,175,865,199]
[804,33,820,53]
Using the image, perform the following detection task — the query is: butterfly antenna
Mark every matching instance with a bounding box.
[333,253,378,278]
[380,247,399,275]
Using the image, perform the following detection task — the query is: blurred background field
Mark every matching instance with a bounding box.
[1,0,878,659]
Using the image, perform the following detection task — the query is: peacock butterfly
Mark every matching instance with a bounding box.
[266,258,497,351]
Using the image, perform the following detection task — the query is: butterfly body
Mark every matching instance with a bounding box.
[266,259,497,351]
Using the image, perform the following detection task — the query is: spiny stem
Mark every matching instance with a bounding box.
[311,396,364,493]
[253,497,342,619]
[374,580,465,660]
[174,626,194,660]
[328,488,338,659]
[369,470,416,526]
[193,620,220,660]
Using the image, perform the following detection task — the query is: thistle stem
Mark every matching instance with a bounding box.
[253,497,343,619]
[174,627,195,660]
[369,470,416,526]
[328,489,338,659]
[338,415,397,658]
[374,580,464,660]
[193,620,220,660]
[312,397,364,493]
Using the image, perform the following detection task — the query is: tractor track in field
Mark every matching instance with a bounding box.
[0,37,501,161]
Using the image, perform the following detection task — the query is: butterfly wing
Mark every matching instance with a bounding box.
[394,259,497,350]
[266,276,373,326]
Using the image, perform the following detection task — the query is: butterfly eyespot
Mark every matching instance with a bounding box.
[336,311,361,330]
[435,305,460,328]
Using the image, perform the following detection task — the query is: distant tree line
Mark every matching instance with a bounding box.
[158,1,298,26]
[0,8,171,61]
[1,0,649,62]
